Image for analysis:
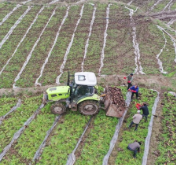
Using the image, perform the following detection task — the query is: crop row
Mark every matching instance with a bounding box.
[113,88,157,165]
[0,97,17,117]
[0,2,176,89]
[0,5,56,88]
[16,6,67,87]
[0,86,126,165]
[0,86,164,165]
[0,102,55,164]
[119,0,176,13]
[74,86,126,165]
[0,95,42,155]
[154,93,176,165]
[0,6,41,72]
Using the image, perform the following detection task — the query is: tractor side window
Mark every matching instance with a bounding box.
[88,86,94,94]
[51,94,57,97]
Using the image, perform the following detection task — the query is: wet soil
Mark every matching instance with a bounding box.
[0,74,175,97]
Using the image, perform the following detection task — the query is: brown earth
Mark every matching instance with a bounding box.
[0,74,175,97]
[97,74,176,92]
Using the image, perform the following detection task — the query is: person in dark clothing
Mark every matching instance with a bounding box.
[140,103,149,122]
[128,85,139,100]
[127,141,141,158]
[127,73,133,90]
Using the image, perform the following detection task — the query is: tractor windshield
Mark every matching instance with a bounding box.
[75,85,94,97]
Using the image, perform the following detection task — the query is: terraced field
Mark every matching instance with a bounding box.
[0,0,176,88]
[0,0,176,165]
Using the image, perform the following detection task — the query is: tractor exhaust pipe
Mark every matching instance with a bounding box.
[67,71,70,86]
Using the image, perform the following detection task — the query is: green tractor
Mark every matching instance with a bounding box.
[43,72,101,116]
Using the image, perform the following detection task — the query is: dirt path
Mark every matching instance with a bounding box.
[0,74,175,97]
[98,74,176,92]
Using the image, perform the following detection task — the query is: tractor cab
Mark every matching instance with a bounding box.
[69,72,97,102]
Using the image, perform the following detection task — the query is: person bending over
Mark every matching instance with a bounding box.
[128,85,139,100]
[129,110,142,131]
[127,141,141,158]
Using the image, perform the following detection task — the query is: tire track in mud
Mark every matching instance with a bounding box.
[35,6,69,86]
[56,4,84,84]
[0,6,45,76]
[0,103,44,162]
[142,90,160,165]
[103,91,131,165]
[0,99,21,125]
[66,116,94,165]
[81,4,96,72]
[0,6,31,50]
[13,7,57,88]
[125,6,145,75]
[98,4,111,76]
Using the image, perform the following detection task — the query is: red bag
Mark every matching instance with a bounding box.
[136,103,141,110]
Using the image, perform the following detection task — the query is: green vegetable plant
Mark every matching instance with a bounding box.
[115,88,157,165]
[0,97,17,117]
[37,111,89,165]
[0,95,42,154]
[75,109,118,165]
[0,6,56,88]
[155,93,176,165]
[16,6,67,87]
[0,102,55,165]
[39,5,81,85]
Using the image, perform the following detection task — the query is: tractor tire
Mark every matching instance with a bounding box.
[78,100,99,116]
[51,102,66,115]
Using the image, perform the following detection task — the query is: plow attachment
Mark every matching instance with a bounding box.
[103,87,126,118]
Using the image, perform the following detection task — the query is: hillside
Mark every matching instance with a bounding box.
[0,0,176,165]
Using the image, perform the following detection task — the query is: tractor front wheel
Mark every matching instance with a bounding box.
[51,102,66,115]
[79,100,99,116]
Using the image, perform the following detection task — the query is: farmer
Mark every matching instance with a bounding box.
[127,141,141,158]
[140,103,149,122]
[128,110,142,131]
[128,85,139,100]
[127,73,133,90]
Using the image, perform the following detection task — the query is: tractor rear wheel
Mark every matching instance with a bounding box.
[51,102,66,115]
[78,100,99,116]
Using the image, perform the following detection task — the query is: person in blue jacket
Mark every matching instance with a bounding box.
[128,85,139,100]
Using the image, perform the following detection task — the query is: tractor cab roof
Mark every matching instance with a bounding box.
[75,72,97,86]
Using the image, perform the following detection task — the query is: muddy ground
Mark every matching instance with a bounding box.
[0,74,175,97]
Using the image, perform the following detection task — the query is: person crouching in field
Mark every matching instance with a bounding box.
[127,141,141,158]
[128,110,142,131]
